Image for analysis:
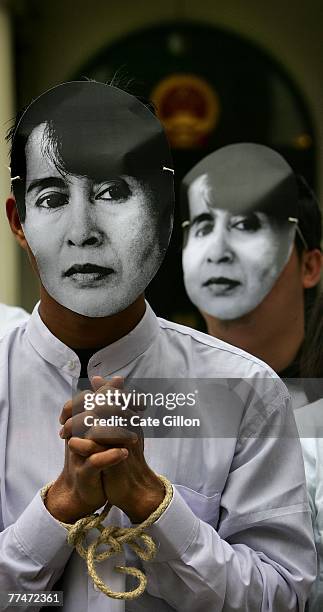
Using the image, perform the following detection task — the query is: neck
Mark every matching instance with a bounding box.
[204,303,304,373]
[39,288,146,349]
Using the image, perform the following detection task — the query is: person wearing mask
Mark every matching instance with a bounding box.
[0,81,316,611]
[182,143,322,406]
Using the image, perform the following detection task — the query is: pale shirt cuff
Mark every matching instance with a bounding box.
[147,486,200,562]
[13,490,72,568]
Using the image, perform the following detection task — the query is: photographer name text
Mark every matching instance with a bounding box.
[83,414,200,428]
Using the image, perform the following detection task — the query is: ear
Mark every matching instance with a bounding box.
[301,248,322,289]
[6,196,27,250]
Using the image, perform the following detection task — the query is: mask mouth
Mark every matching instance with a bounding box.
[203,276,241,292]
[63,263,115,285]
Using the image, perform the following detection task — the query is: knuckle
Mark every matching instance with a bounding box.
[87,454,99,468]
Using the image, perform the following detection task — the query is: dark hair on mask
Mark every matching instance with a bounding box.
[180,172,321,250]
[181,171,322,303]
[6,78,172,226]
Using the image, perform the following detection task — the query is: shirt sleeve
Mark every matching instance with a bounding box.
[143,388,317,611]
[0,490,72,611]
[300,438,317,526]
[300,437,323,612]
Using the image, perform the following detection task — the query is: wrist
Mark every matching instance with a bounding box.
[43,478,97,523]
[123,475,166,523]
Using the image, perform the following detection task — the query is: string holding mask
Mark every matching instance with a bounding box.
[288,217,309,250]
[5,165,20,186]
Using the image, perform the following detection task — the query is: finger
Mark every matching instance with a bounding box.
[92,377,146,414]
[87,447,129,470]
[61,414,139,445]
[59,399,74,425]
[60,412,89,439]
[68,437,107,457]
[59,390,92,425]
[91,375,124,392]
[91,376,106,392]
[60,382,122,426]
[85,425,138,446]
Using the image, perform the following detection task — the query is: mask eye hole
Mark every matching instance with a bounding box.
[95,179,131,202]
[230,213,261,232]
[192,213,214,238]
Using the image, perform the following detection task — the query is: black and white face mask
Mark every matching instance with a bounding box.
[182,143,299,320]
[12,81,174,317]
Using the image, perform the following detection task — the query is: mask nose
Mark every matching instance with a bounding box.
[67,231,103,247]
[206,229,234,264]
[66,197,104,248]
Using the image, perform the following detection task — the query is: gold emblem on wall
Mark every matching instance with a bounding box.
[151,74,220,149]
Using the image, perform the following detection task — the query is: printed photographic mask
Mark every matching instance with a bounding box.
[11,81,174,317]
[181,144,298,320]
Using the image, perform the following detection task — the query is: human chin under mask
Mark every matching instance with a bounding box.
[11,81,174,317]
[181,143,300,321]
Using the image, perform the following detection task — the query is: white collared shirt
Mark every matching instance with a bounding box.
[0,303,316,611]
[0,303,29,338]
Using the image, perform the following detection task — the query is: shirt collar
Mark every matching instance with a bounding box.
[26,301,160,378]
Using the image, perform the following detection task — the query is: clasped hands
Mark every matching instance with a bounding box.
[45,376,164,525]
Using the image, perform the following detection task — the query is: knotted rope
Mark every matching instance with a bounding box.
[41,475,173,600]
